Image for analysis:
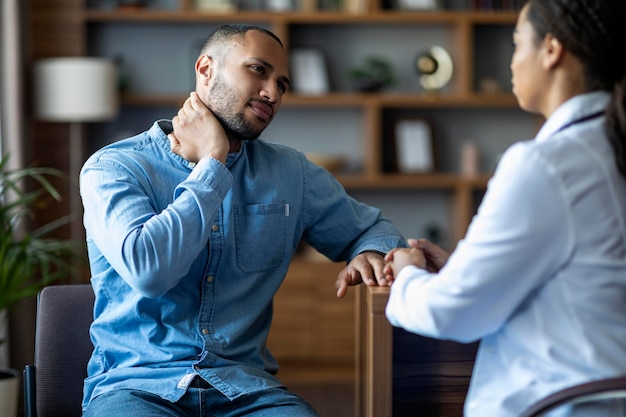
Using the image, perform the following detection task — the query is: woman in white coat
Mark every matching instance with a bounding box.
[383,1,626,416]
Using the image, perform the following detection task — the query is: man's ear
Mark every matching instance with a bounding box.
[542,33,564,69]
[195,55,213,86]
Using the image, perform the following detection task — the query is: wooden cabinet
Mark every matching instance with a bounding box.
[267,259,353,383]
[356,285,479,417]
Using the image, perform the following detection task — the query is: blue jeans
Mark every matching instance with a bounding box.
[82,385,320,417]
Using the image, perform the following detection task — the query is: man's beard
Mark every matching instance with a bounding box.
[208,74,269,141]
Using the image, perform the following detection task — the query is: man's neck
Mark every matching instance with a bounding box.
[228,137,242,153]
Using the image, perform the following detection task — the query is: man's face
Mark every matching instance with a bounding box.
[204,31,290,141]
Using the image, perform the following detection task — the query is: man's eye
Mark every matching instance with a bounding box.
[278,83,287,94]
[252,65,265,74]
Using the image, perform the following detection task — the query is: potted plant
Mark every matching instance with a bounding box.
[346,56,395,93]
[0,153,84,416]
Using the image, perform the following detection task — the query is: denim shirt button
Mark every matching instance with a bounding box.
[206,276,214,283]
[201,328,209,335]
[189,162,196,168]
[212,224,219,232]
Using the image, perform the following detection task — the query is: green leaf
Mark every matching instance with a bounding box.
[0,153,86,312]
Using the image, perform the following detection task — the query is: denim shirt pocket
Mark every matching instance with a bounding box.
[234,202,287,272]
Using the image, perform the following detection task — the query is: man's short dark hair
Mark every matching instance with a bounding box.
[201,24,284,56]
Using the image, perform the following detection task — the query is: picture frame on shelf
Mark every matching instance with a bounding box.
[195,0,236,12]
[395,0,442,10]
[395,119,435,173]
[265,0,296,11]
[289,48,330,95]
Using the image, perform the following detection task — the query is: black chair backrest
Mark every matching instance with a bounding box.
[519,376,626,417]
[34,284,94,417]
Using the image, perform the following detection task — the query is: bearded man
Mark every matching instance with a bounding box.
[80,24,404,417]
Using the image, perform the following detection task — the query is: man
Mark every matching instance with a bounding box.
[80,24,404,416]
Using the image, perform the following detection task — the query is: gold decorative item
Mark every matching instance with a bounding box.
[415,46,453,91]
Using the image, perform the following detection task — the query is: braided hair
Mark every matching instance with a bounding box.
[526,0,626,177]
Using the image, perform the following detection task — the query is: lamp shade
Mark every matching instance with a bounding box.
[34,57,118,122]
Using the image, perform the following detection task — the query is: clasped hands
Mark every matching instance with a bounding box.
[335,238,449,299]
[384,237,449,277]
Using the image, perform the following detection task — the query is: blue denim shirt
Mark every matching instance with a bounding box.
[80,120,404,409]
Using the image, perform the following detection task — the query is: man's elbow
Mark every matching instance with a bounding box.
[122,270,177,299]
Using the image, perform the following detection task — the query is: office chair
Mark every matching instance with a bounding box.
[519,376,626,417]
[23,284,95,417]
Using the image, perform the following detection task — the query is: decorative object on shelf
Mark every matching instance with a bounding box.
[347,56,394,93]
[460,141,480,177]
[478,77,502,94]
[343,0,367,12]
[395,119,434,173]
[415,46,453,91]
[290,48,330,95]
[33,57,119,240]
[297,0,316,11]
[195,0,236,11]
[238,0,265,10]
[318,0,343,11]
[396,0,441,10]
[265,0,295,10]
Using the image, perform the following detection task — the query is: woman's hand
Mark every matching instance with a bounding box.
[383,247,427,280]
[382,238,450,281]
[408,238,449,273]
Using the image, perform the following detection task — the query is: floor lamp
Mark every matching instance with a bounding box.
[34,57,118,240]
